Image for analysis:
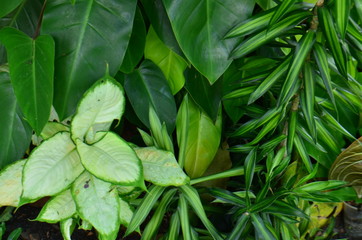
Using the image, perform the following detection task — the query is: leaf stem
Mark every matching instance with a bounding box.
[33,0,47,39]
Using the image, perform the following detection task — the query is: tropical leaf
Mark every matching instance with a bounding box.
[36,190,76,223]
[0,159,25,207]
[76,132,143,186]
[329,137,362,195]
[231,11,312,59]
[333,0,351,39]
[178,194,192,240]
[163,0,255,83]
[268,0,298,27]
[42,0,137,119]
[0,0,24,18]
[120,7,146,73]
[0,27,54,134]
[318,7,347,77]
[226,213,250,240]
[22,132,84,202]
[72,171,120,240]
[251,213,276,240]
[135,147,189,186]
[124,60,177,134]
[0,71,32,168]
[301,62,316,139]
[144,27,187,95]
[71,74,125,144]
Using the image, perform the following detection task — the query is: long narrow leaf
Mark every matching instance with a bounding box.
[231,11,312,59]
[318,7,347,77]
[226,213,250,240]
[180,185,223,240]
[209,188,246,207]
[178,194,192,240]
[251,213,276,240]
[125,185,165,236]
[321,109,356,140]
[294,134,313,173]
[269,0,298,27]
[334,0,351,39]
[301,62,316,139]
[167,212,181,240]
[278,30,315,106]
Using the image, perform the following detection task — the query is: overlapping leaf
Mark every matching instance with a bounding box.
[0,159,25,207]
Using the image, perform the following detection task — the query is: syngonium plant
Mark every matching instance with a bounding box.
[0,70,190,240]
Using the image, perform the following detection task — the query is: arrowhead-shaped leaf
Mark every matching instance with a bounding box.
[22,132,84,202]
[163,0,255,83]
[0,27,54,134]
[76,132,143,186]
[72,171,120,240]
[0,159,26,207]
[42,0,137,119]
[135,147,189,186]
[71,75,125,144]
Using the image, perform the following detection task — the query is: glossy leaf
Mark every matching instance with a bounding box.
[144,27,187,95]
[313,43,335,106]
[278,30,315,106]
[76,132,143,186]
[125,185,165,236]
[334,0,350,39]
[42,0,137,119]
[231,11,312,59]
[22,132,84,202]
[135,147,189,186]
[0,159,25,207]
[177,96,221,178]
[120,7,146,73]
[269,0,297,27]
[124,60,176,134]
[71,74,125,144]
[0,0,24,18]
[72,171,120,240]
[163,0,255,83]
[329,137,362,195]
[36,190,76,223]
[0,71,32,168]
[318,7,347,76]
[0,27,54,134]
[184,67,222,121]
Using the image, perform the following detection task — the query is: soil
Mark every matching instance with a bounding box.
[2,205,141,240]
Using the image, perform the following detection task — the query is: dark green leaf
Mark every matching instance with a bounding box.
[318,7,347,77]
[265,200,308,218]
[7,227,22,240]
[0,27,54,134]
[294,134,313,173]
[0,71,32,168]
[209,188,246,207]
[120,7,146,74]
[42,0,137,119]
[184,67,222,120]
[163,0,255,83]
[334,0,351,39]
[268,0,298,27]
[278,30,315,106]
[124,60,177,134]
[301,62,316,139]
[226,213,250,240]
[0,0,24,18]
[231,11,312,59]
[251,213,276,240]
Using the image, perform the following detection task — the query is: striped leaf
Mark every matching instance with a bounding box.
[268,0,298,27]
[226,213,250,240]
[167,212,181,240]
[321,109,356,140]
[125,185,165,236]
[209,188,246,207]
[180,185,223,240]
[178,194,192,240]
[313,43,335,106]
[301,62,316,139]
[251,213,276,240]
[278,30,315,106]
[142,189,177,239]
[231,11,312,58]
[318,7,347,77]
[294,134,313,173]
[334,0,351,39]
[287,97,298,154]
[248,56,292,104]
[315,118,340,153]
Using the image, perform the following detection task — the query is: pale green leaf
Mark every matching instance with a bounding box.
[60,218,76,240]
[119,198,134,228]
[41,122,69,140]
[0,159,25,207]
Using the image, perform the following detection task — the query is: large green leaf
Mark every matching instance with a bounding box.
[72,171,120,240]
[176,96,221,178]
[36,190,76,223]
[0,27,54,134]
[22,132,84,202]
[184,67,222,121]
[0,71,32,168]
[120,7,146,74]
[144,27,187,95]
[71,74,125,144]
[329,137,362,196]
[124,60,177,134]
[163,0,255,83]
[0,159,25,207]
[135,147,189,186]
[119,198,134,228]
[0,0,24,18]
[76,132,143,186]
[42,0,137,119]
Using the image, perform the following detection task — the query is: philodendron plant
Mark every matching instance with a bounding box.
[0,71,189,240]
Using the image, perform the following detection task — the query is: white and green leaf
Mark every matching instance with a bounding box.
[0,159,25,207]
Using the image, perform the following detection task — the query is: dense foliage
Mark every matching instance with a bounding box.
[0,0,361,239]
